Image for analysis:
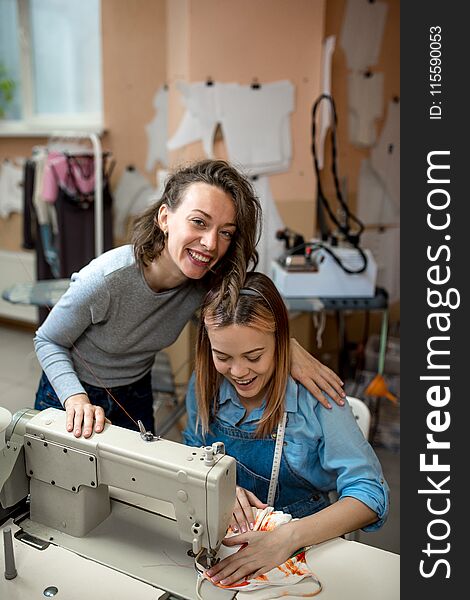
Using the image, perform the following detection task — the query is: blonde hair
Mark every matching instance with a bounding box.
[132,159,261,309]
[195,272,290,438]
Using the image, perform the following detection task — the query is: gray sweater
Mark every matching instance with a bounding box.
[34,245,207,405]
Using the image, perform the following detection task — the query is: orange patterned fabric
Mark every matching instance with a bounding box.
[203,507,322,596]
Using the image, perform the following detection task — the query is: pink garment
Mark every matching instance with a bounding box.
[42,152,95,202]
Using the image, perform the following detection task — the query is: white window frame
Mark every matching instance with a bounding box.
[0,0,103,137]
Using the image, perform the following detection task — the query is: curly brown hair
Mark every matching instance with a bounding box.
[132,159,261,308]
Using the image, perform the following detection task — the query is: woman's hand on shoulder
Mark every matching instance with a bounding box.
[64,394,108,438]
[230,487,267,534]
[206,525,296,586]
[290,337,345,408]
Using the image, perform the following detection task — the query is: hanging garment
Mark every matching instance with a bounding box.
[340,0,388,71]
[31,152,61,278]
[217,81,294,175]
[167,81,220,158]
[42,152,96,203]
[54,181,113,277]
[22,159,37,250]
[31,150,114,280]
[145,85,169,172]
[347,71,384,147]
[317,35,336,170]
[252,176,285,276]
[113,167,158,239]
[0,159,24,218]
[168,80,295,175]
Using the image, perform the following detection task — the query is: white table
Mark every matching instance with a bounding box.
[2,518,399,600]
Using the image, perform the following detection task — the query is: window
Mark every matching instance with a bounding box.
[0,0,103,135]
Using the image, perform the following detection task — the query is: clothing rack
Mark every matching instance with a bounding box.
[49,131,104,257]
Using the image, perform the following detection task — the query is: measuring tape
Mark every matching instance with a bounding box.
[267,411,288,506]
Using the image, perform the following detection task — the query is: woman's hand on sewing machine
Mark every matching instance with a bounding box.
[206,526,296,586]
[64,394,108,438]
[230,487,267,534]
[290,338,345,408]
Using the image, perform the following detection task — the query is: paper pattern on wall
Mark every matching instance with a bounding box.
[361,226,400,303]
[348,71,384,147]
[168,80,295,176]
[167,81,219,158]
[340,0,388,71]
[370,99,400,211]
[145,85,169,172]
[357,159,399,226]
[216,81,294,175]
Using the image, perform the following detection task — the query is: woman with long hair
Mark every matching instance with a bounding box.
[184,272,389,584]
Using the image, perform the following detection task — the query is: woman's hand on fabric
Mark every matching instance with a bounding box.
[206,526,296,586]
[230,487,268,534]
[64,394,109,438]
[290,338,345,407]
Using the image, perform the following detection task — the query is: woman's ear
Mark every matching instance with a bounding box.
[157,204,168,231]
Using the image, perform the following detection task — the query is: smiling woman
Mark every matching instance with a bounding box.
[34,159,262,437]
[184,271,389,586]
[33,159,345,442]
[154,182,237,287]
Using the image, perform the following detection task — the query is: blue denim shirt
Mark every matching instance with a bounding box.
[183,374,389,531]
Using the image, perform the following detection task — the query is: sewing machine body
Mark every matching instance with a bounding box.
[272,244,378,297]
[1,407,238,599]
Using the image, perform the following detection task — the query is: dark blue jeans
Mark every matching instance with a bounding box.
[34,371,155,433]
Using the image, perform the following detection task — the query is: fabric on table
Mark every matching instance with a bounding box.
[201,507,321,597]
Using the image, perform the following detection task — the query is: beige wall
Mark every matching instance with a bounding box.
[0,0,399,356]
[101,0,167,184]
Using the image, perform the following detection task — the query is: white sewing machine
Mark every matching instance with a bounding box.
[1,407,400,600]
[271,241,378,298]
[1,407,238,599]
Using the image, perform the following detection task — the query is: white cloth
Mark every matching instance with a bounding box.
[348,71,384,147]
[203,507,322,598]
[340,0,388,70]
[0,159,24,218]
[252,176,285,276]
[113,168,158,239]
[167,81,219,157]
[217,81,294,174]
[145,85,169,171]
[168,80,294,175]
[317,35,336,170]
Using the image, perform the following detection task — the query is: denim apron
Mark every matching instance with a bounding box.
[204,417,330,519]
